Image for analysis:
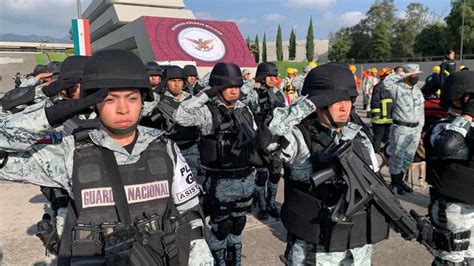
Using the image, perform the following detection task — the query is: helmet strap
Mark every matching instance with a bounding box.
[323,107,348,129]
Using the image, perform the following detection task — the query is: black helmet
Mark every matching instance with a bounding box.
[301,62,358,108]
[31,65,47,76]
[80,49,153,101]
[183,65,198,77]
[164,65,185,81]
[209,62,243,89]
[440,71,474,108]
[255,62,279,82]
[58,56,89,88]
[145,61,163,77]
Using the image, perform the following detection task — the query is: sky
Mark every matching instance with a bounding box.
[0,0,452,41]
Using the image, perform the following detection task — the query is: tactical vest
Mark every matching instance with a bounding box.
[199,103,256,177]
[154,94,200,150]
[281,119,389,252]
[62,115,101,136]
[425,118,474,204]
[59,136,191,265]
[254,86,285,125]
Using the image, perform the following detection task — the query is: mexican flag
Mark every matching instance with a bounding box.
[71,19,91,56]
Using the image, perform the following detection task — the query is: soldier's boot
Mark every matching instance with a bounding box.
[266,182,280,219]
[212,249,227,266]
[256,186,269,220]
[390,173,412,195]
[399,172,414,193]
[226,243,242,266]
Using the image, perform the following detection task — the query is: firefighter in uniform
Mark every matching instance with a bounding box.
[370,67,393,155]
[267,63,388,265]
[174,62,257,265]
[0,49,212,265]
[425,71,474,266]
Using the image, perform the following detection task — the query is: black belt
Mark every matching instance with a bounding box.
[393,120,419,128]
[203,167,253,179]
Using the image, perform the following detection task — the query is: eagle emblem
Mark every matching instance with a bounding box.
[185,38,215,51]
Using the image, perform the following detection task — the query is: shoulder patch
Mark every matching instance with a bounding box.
[147,128,165,137]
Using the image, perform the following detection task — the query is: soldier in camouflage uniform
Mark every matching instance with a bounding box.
[252,62,286,221]
[266,63,388,265]
[0,50,212,265]
[424,71,474,265]
[382,64,425,195]
[143,66,201,182]
[174,62,257,266]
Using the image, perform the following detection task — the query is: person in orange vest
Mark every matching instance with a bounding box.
[349,65,361,89]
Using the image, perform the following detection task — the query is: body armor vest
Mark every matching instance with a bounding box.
[425,117,474,204]
[199,103,256,174]
[58,136,190,265]
[154,94,200,150]
[281,119,389,251]
[254,86,285,125]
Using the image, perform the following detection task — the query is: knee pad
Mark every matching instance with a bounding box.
[212,218,233,241]
[256,169,269,187]
[231,216,247,235]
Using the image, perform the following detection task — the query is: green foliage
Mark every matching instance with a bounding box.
[445,0,474,55]
[289,28,296,60]
[371,21,392,59]
[305,17,315,61]
[414,22,449,56]
[328,28,353,62]
[251,34,260,63]
[391,2,430,58]
[276,25,283,61]
[262,33,268,62]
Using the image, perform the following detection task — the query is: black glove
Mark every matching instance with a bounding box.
[45,89,107,127]
[203,86,222,98]
[41,80,63,97]
[462,96,474,117]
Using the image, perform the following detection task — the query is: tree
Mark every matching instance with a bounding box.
[262,33,268,62]
[414,22,449,56]
[391,2,430,58]
[276,25,283,61]
[371,21,392,59]
[246,35,251,49]
[328,28,353,62]
[306,17,315,61]
[289,28,296,60]
[250,34,260,63]
[445,0,474,56]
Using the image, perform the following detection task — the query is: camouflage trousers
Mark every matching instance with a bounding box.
[430,200,474,264]
[289,238,372,266]
[204,175,255,251]
[388,124,421,175]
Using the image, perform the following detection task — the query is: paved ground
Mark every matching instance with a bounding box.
[0,97,435,265]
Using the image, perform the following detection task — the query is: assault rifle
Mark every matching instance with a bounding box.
[311,140,436,255]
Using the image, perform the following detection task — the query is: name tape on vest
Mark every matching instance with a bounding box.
[81,180,170,208]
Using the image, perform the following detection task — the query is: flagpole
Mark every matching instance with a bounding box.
[77,0,82,19]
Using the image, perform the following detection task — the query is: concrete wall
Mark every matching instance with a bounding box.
[353,60,474,81]
[261,39,329,62]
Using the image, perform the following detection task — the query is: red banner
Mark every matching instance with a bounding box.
[141,16,257,67]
